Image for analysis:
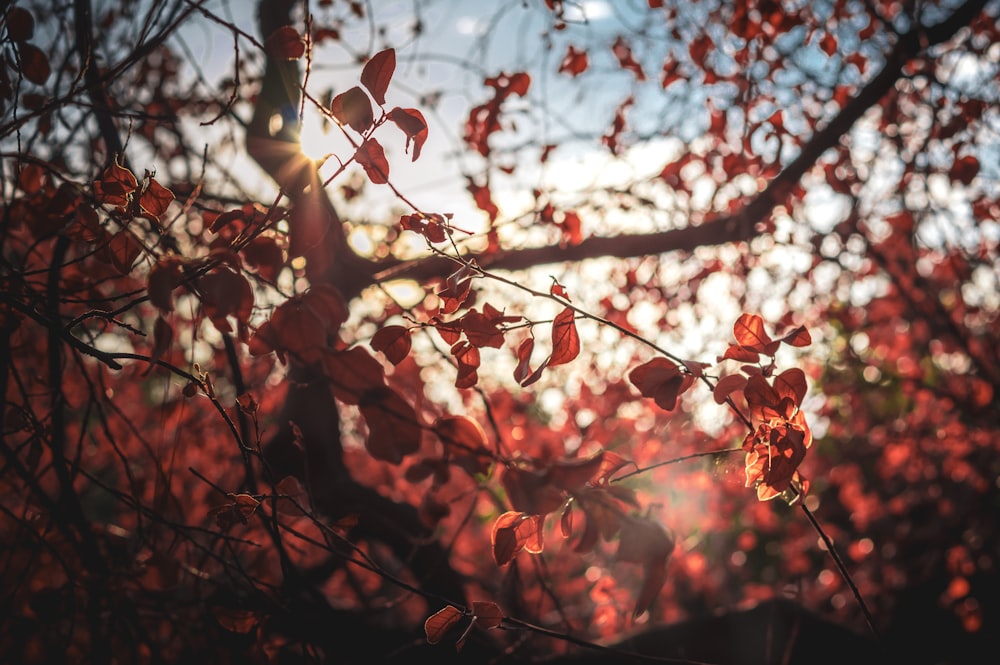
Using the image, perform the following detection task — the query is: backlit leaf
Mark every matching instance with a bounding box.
[265,25,304,59]
[471,601,503,629]
[331,86,373,133]
[371,324,411,365]
[359,387,421,464]
[388,107,428,161]
[139,177,174,220]
[491,511,527,566]
[778,324,812,347]
[361,48,395,106]
[773,368,807,407]
[628,358,694,411]
[424,605,463,644]
[355,137,389,184]
[548,307,579,366]
[433,415,487,451]
[713,373,747,404]
[733,313,776,353]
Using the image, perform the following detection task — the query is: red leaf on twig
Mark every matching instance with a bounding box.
[361,48,395,105]
[548,307,579,366]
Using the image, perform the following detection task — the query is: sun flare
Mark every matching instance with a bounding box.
[297,107,342,160]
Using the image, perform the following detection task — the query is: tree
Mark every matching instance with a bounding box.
[1,0,997,663]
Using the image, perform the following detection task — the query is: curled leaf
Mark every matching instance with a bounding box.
[388,107,428,161]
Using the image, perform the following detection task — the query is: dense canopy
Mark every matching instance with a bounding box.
[1,0,998,663]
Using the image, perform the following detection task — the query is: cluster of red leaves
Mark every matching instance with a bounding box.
[0,5,50,112]
[424,601,503,652]
[464,71,531,158]
[492,450,675,619]
[324,47,428,182]
[714,314,813,501]
[370,264,582,390]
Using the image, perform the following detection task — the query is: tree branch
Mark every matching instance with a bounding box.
[375,0,987,285]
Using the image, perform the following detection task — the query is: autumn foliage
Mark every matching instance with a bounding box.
[1,1,998,664]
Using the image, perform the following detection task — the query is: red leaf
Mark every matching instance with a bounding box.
[208,209,245,233]
[773,368,807,407]
[460,309,505,348]
[148,258,182,312]
[778,324,812,347]
[628,358,695,411]
[611,36,645,81]
[467,179,499,222]
[424,605,463,644]
[733,313,775,353]
[634,559,668,619]
[548,452,605,492]
[17,162,45,194]
[617,515,675,564]
[400,212,447,243]
[198,268,254,334]
[951,155,979,186]
[744,424,809,498]
[17,43,50,85]
[452,341,480,389]
[558,45,589,77]
[472,601,503,629]
[617,516,674,618]
[719,343,760,363]
[241,236,285,282]
[100,230,143,274]
[560,503,574,538]
[548,307,579,367]
[6,7,35,42]
[713,373,747,404]
[433,416,487,451]
[491,511,529,566]
[95,162,138,209]
[274,476,310,516]
[559,210,583,246]
[593,451,634,485]
[321,347,386,404]
[355,138,389,184]
[820,32,837,56]
[361,48,395,106]
[514,337,546,387]
[502,464,565,516]
[139,177,174,220]
[359,387,421,464]
[331,86,373,133]
[265,25,304,59]
[507,72,531,96]
[250,287,347,364]
[388,107,428,161]
[371,324,411,365]
[743,373,785,422]
[150,315,173,366]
